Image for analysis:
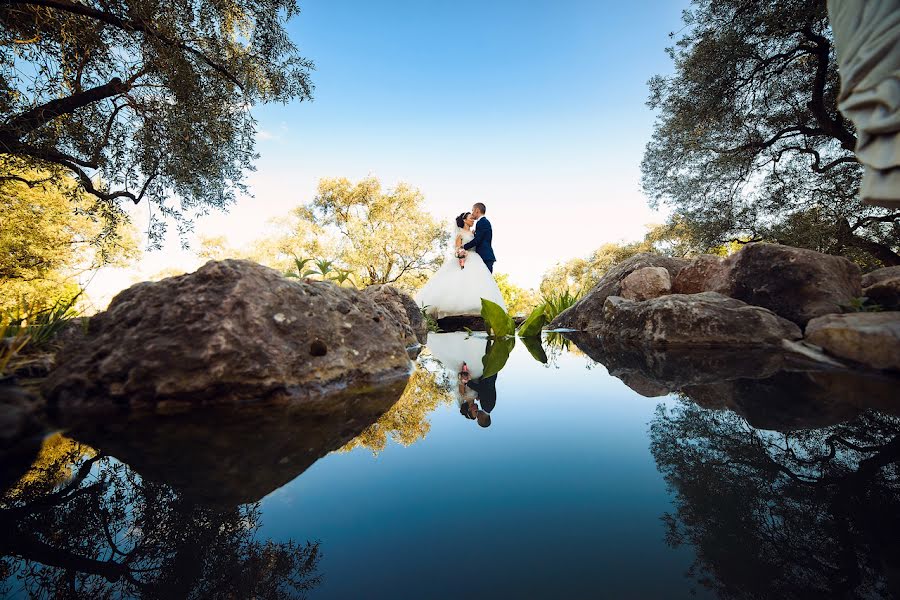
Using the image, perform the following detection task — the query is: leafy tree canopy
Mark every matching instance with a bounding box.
[0,0,314,245]
[0,164,139,311]
[642,0,900,269]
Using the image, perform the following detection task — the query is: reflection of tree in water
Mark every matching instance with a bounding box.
[651,400,900,599]
[1,435,322,599]
[341,358,453,455]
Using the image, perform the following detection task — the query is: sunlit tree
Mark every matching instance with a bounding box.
[0,165,139,311]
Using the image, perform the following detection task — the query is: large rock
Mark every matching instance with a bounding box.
[42,260,412,411]
[597,292,802,347]
[550,254,689,330]
[671,254,728,294]
[721,243,861,326]
[805,312,900,371]
[620,266,672,301]
[863,277,900,309]
[861,265,900,288]
[362,284,427,346]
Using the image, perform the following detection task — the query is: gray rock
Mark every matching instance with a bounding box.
[805,312,900,371]
[861,265,900,288]
[362,284,427,346]
[620,266,672,301]
[598,292,802,347]
[42,259,412,412]
[671,254,728,294]
[550,253,689,330]
[722,243,861,326]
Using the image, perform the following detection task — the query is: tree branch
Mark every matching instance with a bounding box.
[4,0,244,90]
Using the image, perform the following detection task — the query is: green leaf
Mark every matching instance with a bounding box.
[481,337,516,379]
[480,298,515,338]
[517,303,547,337]
[519,335,548,364]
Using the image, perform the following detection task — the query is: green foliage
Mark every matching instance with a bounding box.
[481,337,516,379]
[0,165,140,312]
[519,335,548,365]
[642,0,899,268]
[542,290,582,323]
[306,176,446,293]
[4,295,80,349]
[841,297,883,313]
[494,273,539,316]
[480,298,515,338]
[539,222,700,297]
[517,303,548,337]
[1,1,314,245]
[420,306,442,333]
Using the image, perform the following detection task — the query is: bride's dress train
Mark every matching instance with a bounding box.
[415,229,506,318]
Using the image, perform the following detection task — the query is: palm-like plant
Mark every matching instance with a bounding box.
[284,256,315,279]
[310,258,335,279]
[330,269,356,287]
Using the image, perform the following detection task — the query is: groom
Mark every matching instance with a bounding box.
[463,202,496,273]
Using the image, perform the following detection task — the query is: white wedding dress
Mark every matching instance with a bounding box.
[415,228,507,318]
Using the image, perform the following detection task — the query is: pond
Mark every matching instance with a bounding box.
[2,332,899,599]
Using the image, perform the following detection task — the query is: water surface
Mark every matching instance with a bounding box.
[3,332,898,598]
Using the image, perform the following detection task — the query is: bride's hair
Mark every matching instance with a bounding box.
[455,212,471,228]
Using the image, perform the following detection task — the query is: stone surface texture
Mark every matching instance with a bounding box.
[671,254,729,294]
[620,266,672,301]
[805,312,900,371]
[598,292,802,346]
[42,260,412,410]
[863,277,900,309]
[721,243,861,326]
[550,254,689,330]
[861,265,900,289]
[362,284,427,346]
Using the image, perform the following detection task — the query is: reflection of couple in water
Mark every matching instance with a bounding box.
[425,332,502,430]
[457,362,496,428]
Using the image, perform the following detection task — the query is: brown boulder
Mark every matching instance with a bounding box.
[598,292,802,347]
[42,260,412,411]
[861,265,900,288]
[549,253,689,330]
[620,266,672,301]
[805,312,900,371]
[362,284,427,346]
[721,243,861,326]
[671,254,728,294]
[863,277,900,310]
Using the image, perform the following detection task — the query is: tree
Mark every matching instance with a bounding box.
[493,273,539,317]
[307,177,446,292]
[642,0,900,269]
[538,222,699,296]
[651,400,900,598]
[0,0,314,244]
[0,166,139,311]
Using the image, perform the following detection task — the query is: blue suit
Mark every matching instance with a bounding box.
[463,217,496,271]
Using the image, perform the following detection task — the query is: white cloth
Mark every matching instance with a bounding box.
[415,229,507,318]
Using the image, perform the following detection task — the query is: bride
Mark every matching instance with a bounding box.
[415,212,507,318]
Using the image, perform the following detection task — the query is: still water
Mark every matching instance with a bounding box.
[2,332,899,599]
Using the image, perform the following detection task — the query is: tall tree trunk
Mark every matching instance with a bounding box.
[837,218,900,266]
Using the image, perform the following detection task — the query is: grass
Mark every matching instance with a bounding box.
[1,296,81,376]
[542,289,583,323]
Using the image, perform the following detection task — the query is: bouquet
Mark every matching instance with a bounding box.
[455,247,467,269]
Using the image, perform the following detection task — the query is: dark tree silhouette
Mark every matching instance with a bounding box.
[0,438,322,599]
[651,400,900,599]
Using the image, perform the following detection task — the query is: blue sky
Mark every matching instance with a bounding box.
[96,0,690,302]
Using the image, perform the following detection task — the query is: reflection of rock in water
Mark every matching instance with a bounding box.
[61,380,407,506]
[565,332,900,431]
